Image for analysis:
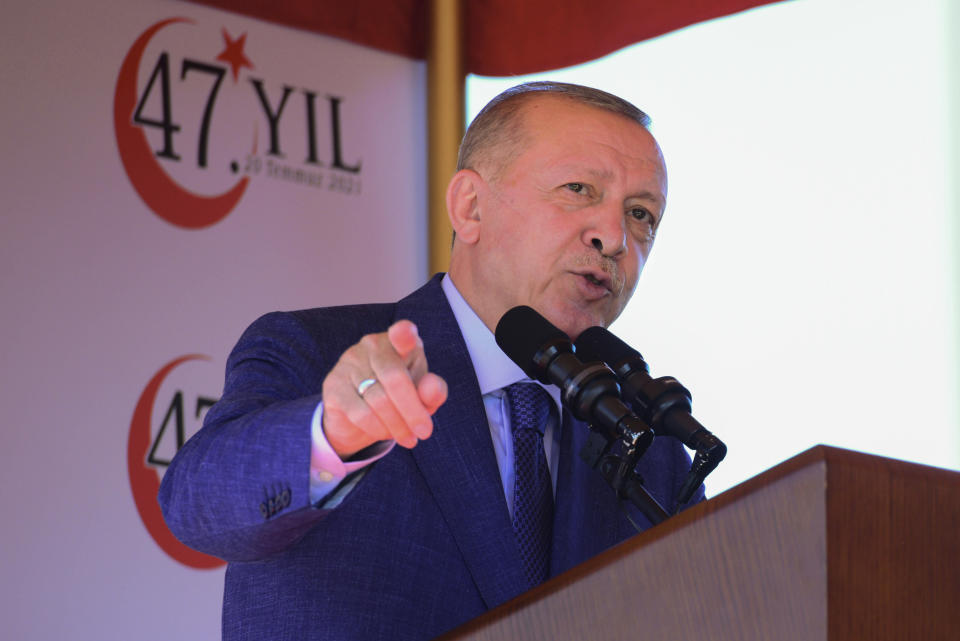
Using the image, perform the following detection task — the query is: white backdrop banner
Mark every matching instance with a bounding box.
[1,0,426,638]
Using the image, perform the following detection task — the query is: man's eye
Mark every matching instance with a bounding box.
[630,207,653,223]
[565,182,585,193]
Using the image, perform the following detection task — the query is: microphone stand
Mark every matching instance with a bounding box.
[543,354,669,526]
[574,327,728,511]
[538,348,668,526]
[621,374,726,511]
[578,413,670,527]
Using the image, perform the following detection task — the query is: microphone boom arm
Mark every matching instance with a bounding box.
[575,326,728,510]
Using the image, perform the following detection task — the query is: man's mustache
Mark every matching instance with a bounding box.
[571,254,625,296]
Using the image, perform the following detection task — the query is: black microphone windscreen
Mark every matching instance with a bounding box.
[495,306,569,379]
[576,326,643,364]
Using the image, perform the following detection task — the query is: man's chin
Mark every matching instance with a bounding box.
[543,304,612,341]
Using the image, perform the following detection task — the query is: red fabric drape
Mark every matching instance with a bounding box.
[185,1,429,61]
[187,0,785,76]
[465,0,786,75]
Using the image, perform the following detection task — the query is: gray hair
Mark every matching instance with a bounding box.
[457,81,652,177]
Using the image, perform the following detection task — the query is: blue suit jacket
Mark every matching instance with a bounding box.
[159,275,702,640]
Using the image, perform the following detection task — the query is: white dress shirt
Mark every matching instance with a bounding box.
[440,274,562,516]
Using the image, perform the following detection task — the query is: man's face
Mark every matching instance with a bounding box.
[462,96,668,340]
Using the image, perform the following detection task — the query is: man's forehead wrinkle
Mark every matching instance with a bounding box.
[550,138,664,170]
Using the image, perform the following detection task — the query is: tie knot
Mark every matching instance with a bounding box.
[505,382,553,437]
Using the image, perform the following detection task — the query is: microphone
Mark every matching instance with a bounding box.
[575,326,726,504]
[496,305,669,525]
[494,306,654,456]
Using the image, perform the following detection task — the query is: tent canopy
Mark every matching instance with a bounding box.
[187,0,786,76]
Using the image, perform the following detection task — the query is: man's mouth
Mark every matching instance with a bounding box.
[576,270,615,298]
[584,273,606,288]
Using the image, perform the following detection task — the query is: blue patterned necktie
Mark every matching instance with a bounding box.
[505,382,554,589]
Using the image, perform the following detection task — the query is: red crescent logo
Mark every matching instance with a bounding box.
[114,18,249,229]
[127,354,224,569]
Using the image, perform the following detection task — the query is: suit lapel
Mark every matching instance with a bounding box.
[397,277,528,608]
[552,409,632,575]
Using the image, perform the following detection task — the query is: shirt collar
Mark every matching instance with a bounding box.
[441,274,563,414]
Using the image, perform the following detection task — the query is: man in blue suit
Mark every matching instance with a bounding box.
[159,82,702,640]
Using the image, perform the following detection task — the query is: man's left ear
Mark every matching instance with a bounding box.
[445,169,483,244]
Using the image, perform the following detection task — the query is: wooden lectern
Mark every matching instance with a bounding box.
[439,446,960,640]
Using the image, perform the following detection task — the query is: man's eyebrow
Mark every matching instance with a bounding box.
[548,164,613,180]
[585,167,614,180]
[627,190,665,206]
[549,167,665,205]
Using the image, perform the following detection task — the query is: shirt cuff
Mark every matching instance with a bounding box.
[309,401,394,505]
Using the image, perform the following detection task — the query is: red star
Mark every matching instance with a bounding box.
[216,28,253,83]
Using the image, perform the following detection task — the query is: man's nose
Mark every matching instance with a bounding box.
[583,205,627,257]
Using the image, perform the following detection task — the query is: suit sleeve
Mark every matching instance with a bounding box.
[158,310,367,562]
